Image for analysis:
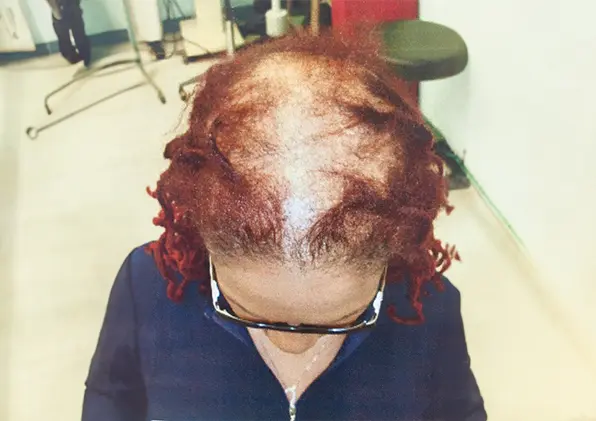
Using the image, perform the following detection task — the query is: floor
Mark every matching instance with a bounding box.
[1,49,595,421]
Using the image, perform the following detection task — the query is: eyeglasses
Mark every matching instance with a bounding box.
[209,256,387,335]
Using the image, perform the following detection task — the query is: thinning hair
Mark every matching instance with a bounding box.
[147,29,458,324]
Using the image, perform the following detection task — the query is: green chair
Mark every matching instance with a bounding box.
[379,19,470,189]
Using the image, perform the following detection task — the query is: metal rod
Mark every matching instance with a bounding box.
[32,0,167,134]
[27,82,146,139]
[310,0,320,35]
[44,59,138,113]
[223,0,235,56]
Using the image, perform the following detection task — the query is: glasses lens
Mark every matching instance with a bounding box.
[215,293,376,333]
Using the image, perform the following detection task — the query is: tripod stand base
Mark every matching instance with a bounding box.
[43,59,166,115]
[26,127,39,140]
[29,59,166,139]
[179,18,244,62]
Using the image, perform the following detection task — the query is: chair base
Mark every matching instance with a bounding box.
[26,59,165,140]
[435,140,471,191]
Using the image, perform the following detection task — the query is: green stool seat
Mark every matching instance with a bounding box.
[378,20,468,81]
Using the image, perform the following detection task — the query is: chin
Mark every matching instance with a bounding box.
[266,331,323,354]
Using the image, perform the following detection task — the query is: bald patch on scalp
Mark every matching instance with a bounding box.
[241,54,397,262]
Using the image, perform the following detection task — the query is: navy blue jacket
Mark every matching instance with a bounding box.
[82,245,486,421]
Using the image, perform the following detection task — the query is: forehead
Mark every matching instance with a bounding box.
[212,255,380,287]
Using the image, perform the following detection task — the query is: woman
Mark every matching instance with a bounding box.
[82,30,486,421]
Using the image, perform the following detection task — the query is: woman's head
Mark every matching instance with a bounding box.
[147,29,455,338]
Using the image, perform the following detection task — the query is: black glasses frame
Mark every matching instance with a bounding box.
[209,256,387,335]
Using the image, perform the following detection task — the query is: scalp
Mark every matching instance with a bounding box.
[148,30,454,320]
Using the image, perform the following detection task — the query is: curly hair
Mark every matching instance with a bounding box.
[146,28,458,325]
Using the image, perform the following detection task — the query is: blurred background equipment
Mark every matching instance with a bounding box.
[265,0,289,37]
[177,0,238,100]
[129,0,165,59]
[25,0,166,139]
[179,0,245,62]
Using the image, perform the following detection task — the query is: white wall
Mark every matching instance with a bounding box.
[420,0,596,352]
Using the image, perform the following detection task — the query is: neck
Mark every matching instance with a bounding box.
[249,329,345,402]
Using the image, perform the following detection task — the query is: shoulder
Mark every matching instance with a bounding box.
[126,242,163,282]
[382,274,462,327]
[374,276,468,374]
[118,243,207,311]
[424,276,462,323]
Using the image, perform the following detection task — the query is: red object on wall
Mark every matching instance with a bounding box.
[332,0,418,28]
[331,0,420,101]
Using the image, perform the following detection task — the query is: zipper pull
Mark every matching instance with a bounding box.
[285,385,298,421]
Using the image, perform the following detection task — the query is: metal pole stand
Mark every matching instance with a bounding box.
[26,0,166,139]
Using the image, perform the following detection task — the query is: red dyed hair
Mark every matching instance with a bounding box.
[146,28,458,324]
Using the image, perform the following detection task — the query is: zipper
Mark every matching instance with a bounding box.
[286,385,298,421]
[289,401,297,421]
